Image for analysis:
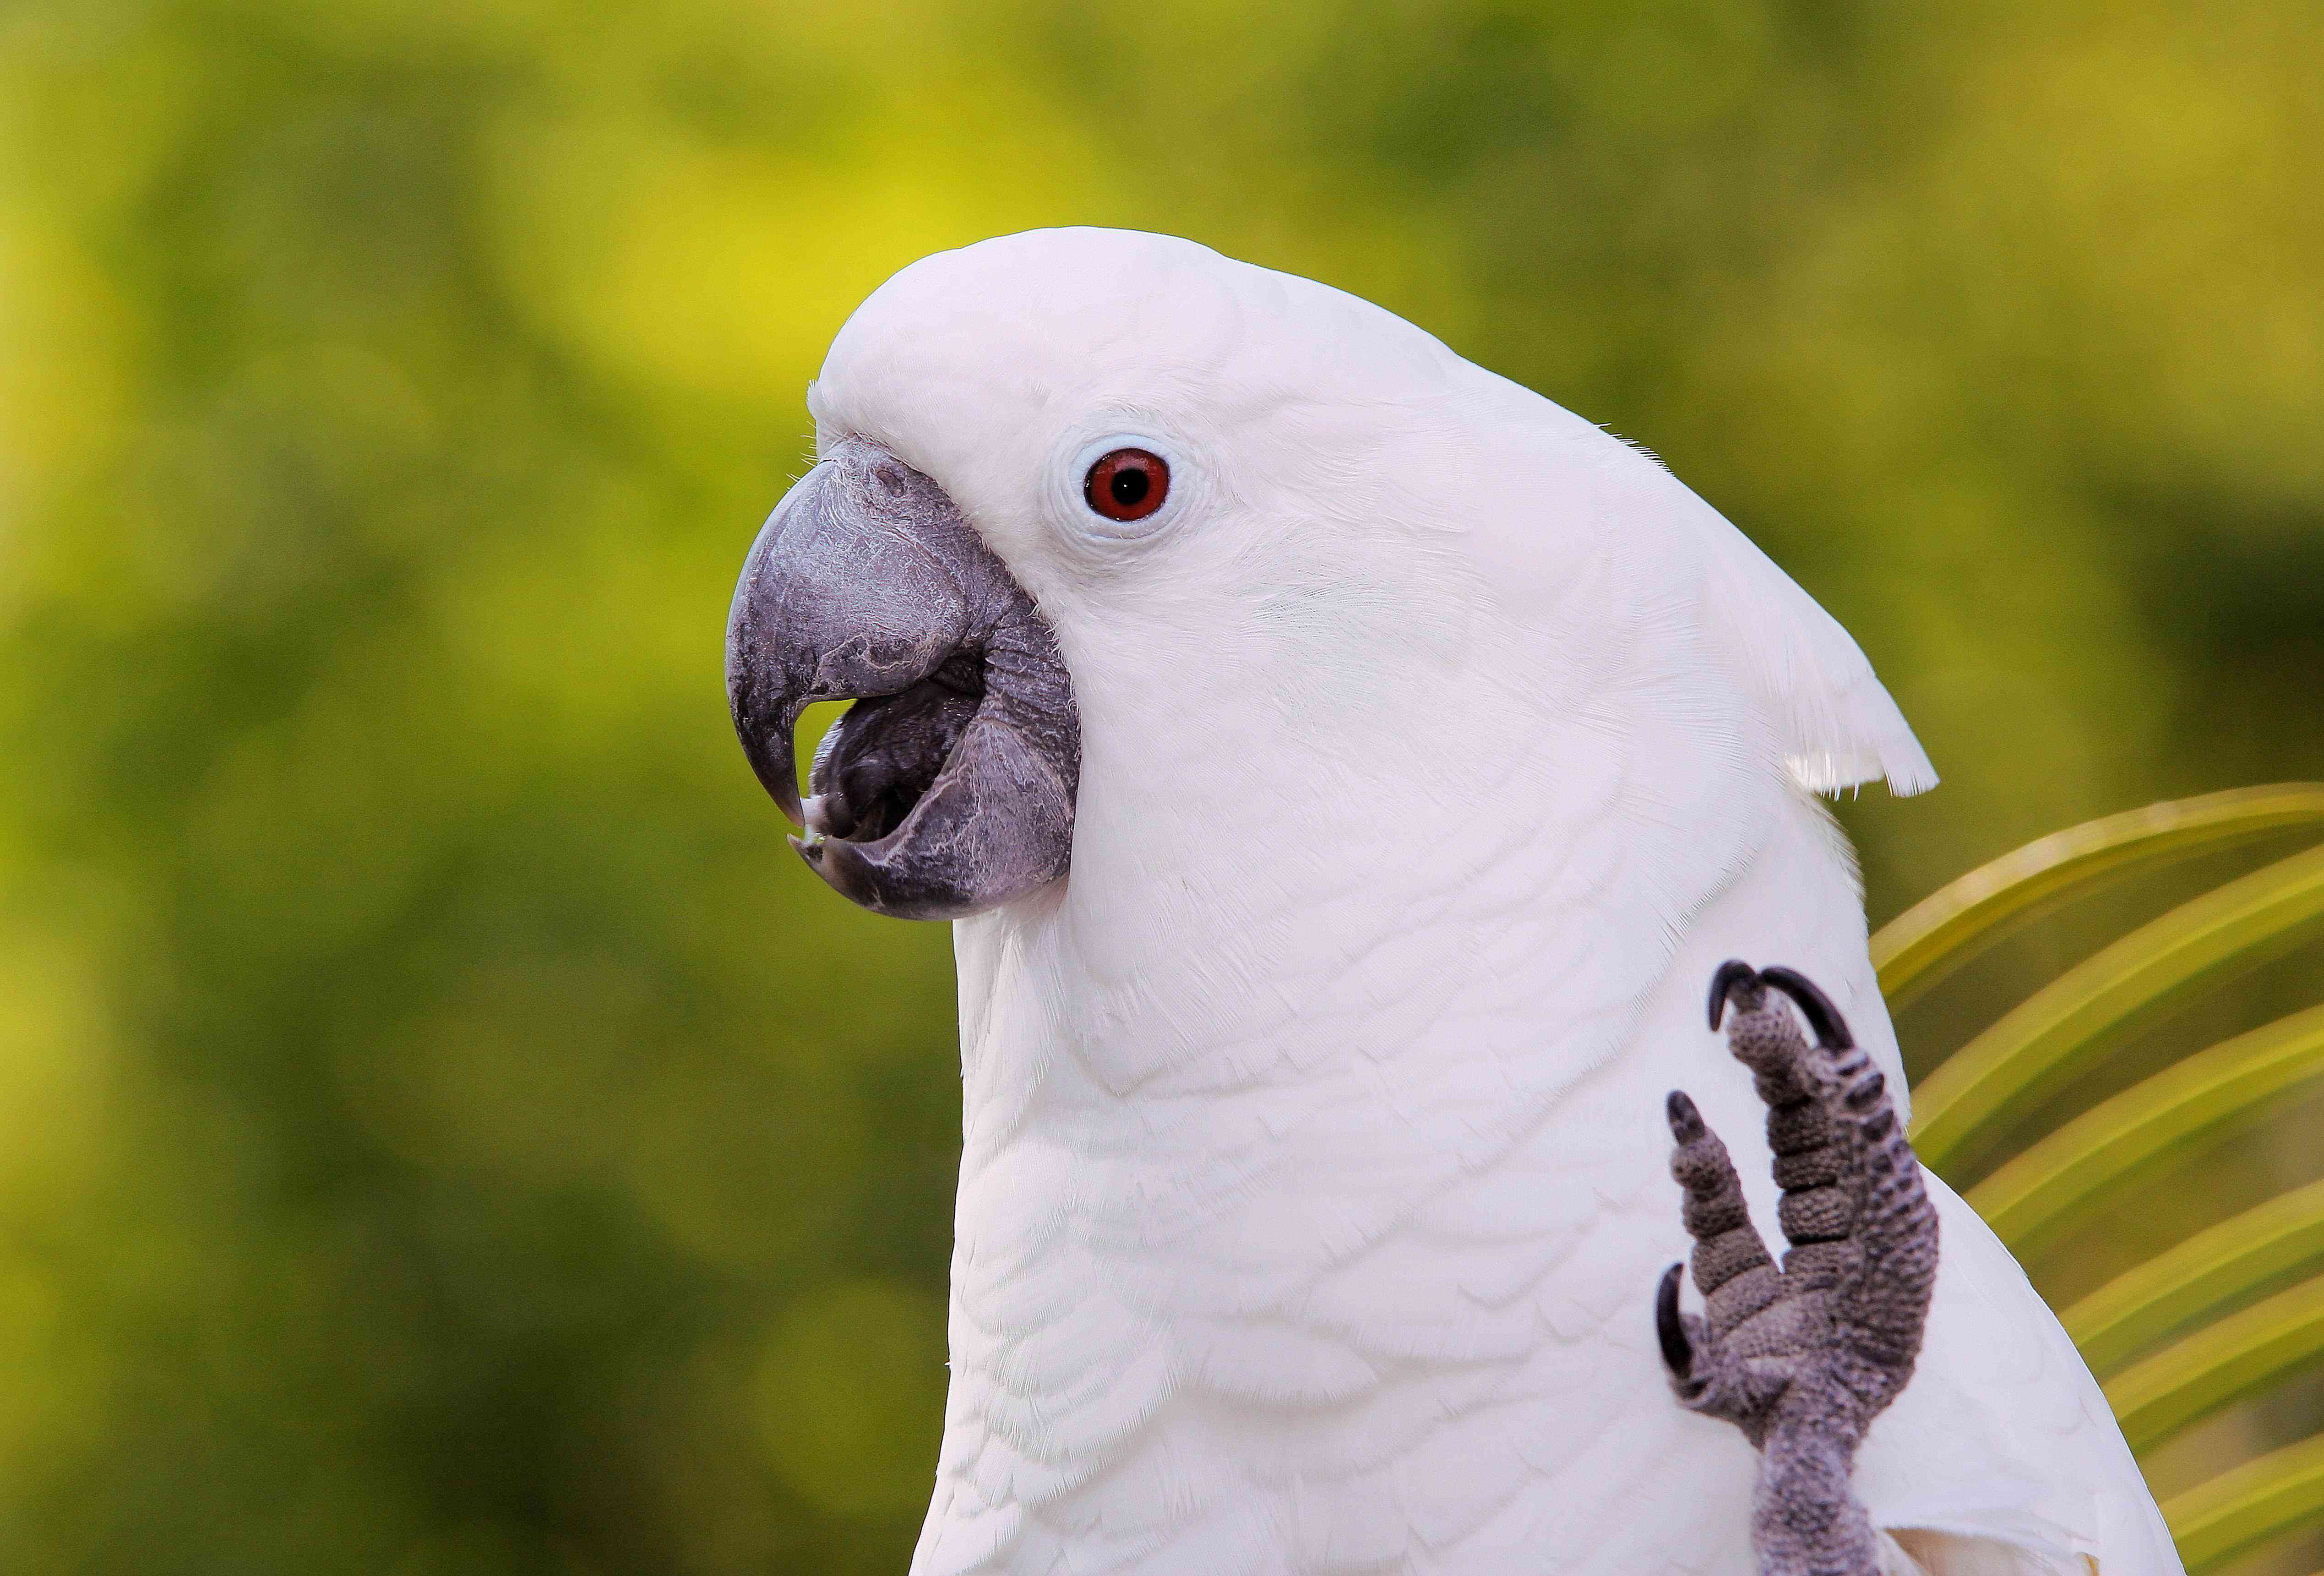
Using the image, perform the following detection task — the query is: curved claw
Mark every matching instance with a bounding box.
[1666,1088,1706,1143]
[1758,966,1855,1050]
[1707,959,1760,1030]
[1655,1262,1692,1376]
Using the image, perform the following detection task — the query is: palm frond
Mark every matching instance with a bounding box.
[2106,1276,2324,1454]
[1909,841,2324,1175]
[2162,1433,2324,1575]
[1874,783,2324,1011]
[1967,1004,2324,1256]
[2064,1179,2324,1380]
[1877,785,2324,1570]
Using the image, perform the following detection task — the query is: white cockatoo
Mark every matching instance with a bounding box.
[724,228,2183,1576]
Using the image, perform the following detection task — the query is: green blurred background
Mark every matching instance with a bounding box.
[0,0,2320,1571]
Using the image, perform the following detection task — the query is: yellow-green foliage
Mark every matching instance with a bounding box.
[0,2,2319,1573]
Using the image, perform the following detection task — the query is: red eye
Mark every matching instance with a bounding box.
[1083,448,1170,523]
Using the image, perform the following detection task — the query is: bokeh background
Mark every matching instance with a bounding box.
[0,0,2320,1571]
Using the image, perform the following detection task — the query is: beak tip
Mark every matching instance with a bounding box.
[728,687,806,826]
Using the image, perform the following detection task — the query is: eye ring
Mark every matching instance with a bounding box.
[1083,448,1170,523]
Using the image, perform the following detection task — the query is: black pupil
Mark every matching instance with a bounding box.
[1110,466,1150,506]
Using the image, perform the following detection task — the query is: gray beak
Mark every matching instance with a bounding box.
[725,440,1080,920]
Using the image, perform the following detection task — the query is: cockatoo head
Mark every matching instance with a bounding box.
[726,228,1930,922]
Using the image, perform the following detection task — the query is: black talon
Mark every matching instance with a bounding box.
[1708,960,1759,1030]
[1758,966,1855,1049]
[1655,1263,1691,1375]
[1666,1089,1705,1141]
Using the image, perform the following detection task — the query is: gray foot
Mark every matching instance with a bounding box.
[1657,963,1941,1576]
